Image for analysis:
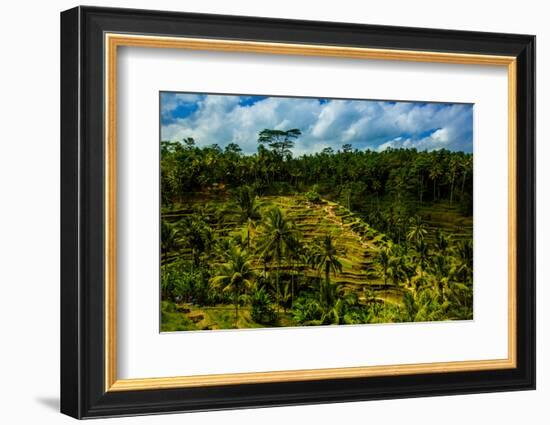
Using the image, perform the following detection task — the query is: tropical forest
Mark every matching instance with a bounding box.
[160,124,474,331]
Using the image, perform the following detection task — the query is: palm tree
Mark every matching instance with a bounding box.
[434,229,452,254]
[429,162,443,201]
[257,207,298,310]
[311,234,343,294]
[388,254,405,286]
[402,292,419,322]
[341,185,352,210]
[161,221,180,263]
[233,185,262,249]
[316,281,353,325]
[454,239,473,284]
[286,236,304,307]
[415,238,430,279]
[212,237,233,262]
[414,155,430,204]
[376,244,392,287]
[180,215,212,271]
[407,217,428,246]
[463,156,473,194]
[250,286,276,325]
[448,157,460,205]
[210,246,255,327]
[430,253,451,294]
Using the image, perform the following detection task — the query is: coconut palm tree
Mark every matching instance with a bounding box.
[180,215,212,271]
[375,243,392,287]
[387,254,406,287]
[454,239,473,284]
[429,161,443,201]
[257,207,298,310]
[317,282,354,325]
[448,157,460,205]
[415,238,430,279]
[401,257,417,289]
[233,185,262,249]
[161,221,181,263]
[430,253,451,294]
[407,216,428,246]
[311,234,343,293]
[250,286,276,325]
[212,237,234,263]
[293,278,352,326]
[434,229,452,254]
[402,291,419,322]
[210,246,255,327]
[285,236,304,307]
[460,155,473,196]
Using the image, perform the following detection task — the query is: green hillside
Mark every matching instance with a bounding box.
[160,141,474,331]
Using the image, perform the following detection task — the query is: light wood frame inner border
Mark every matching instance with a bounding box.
[104,33,517,392]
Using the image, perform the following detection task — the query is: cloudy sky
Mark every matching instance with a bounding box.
[160,92,473,155]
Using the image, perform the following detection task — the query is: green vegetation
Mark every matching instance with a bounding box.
[160,130,473,331]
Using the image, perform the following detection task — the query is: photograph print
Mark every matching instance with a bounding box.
[160,92,474,332]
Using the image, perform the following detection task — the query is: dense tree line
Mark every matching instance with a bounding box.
[161,134,473,217]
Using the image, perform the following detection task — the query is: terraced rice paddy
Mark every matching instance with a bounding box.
[162,194,415,306]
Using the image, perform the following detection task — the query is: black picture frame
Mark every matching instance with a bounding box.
[61,5,536,419]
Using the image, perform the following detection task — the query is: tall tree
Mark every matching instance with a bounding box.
[434,229,452,254]
[286,236,304,307]
[460,155,473,195]
[257,207,298,310]
[211,246,256,327]
[179,215,212,270]
[376,244,392,287]
[342,143,353,153]
[258,128,302,160]
[161,221,181,263]
[454,239,473,284]
[429,161,443,201]
[233,185,262,249]
[414,154,430,204]
[183,137,196,148]
[311,234,343,297]
[448,157,460,205]
[225,142,242,155]
[415,239,430,279]
[407,217,428,246]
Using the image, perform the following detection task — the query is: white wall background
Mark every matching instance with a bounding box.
[0,0,545,423]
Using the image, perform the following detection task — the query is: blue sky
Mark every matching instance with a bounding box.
[160,92,473,155]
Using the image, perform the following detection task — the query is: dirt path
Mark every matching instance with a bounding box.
[322,202,373,250]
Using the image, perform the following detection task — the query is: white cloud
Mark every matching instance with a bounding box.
[377,136,413,152]
[160,93,201,115]
[377,140,396,152]
[161,95,473,155]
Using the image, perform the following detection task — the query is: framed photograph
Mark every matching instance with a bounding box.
[60,6,535,419]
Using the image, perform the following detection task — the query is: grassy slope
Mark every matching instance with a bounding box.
[418,202,473,242]
[265,196,385,290]
[354,196,473,243]
[161,194,472,330]
[161,301,266,332]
